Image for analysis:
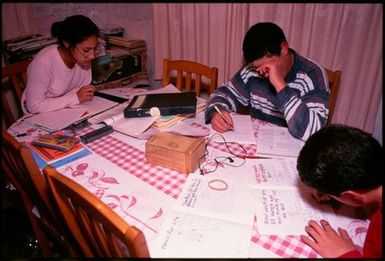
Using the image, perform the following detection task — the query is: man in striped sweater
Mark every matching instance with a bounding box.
[205,22,329,141]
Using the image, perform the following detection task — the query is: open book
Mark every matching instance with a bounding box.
[249,158,368,237]
[22,96,118,132]
[88,102,158,137]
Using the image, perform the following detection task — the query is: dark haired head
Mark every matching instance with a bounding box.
[51,15,99,47]
[297,124,383,196]
[242,22,287,64]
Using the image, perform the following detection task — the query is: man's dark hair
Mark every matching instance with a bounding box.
[242,22,287,64]
[297,124,383,196]
[51,15,99,47]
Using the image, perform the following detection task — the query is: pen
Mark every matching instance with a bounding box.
[213,105,234,130]
[16,133,27,137]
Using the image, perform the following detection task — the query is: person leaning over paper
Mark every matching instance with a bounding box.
[297,124,382,258]
[205,22,329,141]
[21,15,100,114]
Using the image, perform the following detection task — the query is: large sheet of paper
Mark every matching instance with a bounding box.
[248,158,369,238]
[256,125,305,157]
[152,172,255,257]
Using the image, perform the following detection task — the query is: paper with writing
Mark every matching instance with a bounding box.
[256,125,305,157]
[153,173,254,257]
[249,158,369,238]
[212,114,255,144]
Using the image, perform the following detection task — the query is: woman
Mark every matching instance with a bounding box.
[22,15,100,114]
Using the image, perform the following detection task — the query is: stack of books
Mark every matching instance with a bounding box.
[5,34,58,53]
[30,131,92,169]
[107,36,146,53]
[152,102,206,128]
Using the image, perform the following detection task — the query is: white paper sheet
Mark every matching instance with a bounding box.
[70,95,118,118]
[152,173,254,257]
[249,158,369,239]
[23,108,87,131]
[256,125,305,157]
[210,113,255,144]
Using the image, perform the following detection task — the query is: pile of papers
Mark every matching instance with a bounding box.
[152,101,206,128]
[5,34,58,53]
[108,36,146,53]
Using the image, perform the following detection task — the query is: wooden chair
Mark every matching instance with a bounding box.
[43,165,150,258]
[325,68,342,123]
[162,58,218,97]
[2,60,31,128]
[1,130,81,257]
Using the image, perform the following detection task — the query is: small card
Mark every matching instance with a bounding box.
[32,133,79,151]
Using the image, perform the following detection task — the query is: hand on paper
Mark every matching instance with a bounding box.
[211,110,234,133]
[77,85,95,103]
[300,219,357,258]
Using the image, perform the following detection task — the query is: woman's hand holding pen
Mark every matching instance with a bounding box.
[77,84,95,103]
[211,107,235,133]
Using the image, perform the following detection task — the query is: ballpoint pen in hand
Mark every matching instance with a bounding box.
[214,105,234,131]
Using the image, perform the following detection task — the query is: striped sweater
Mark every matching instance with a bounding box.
[205,49,329,141]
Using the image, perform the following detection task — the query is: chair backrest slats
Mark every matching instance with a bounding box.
[2,60,31,128]
[43,165,150,257]
[162,59,218,97]
[2,130,80,256]
[325,68,342,123]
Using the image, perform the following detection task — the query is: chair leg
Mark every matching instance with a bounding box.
[28,215,54,256]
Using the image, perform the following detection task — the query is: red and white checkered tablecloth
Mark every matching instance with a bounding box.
[9,102,366,258]
[78,127,187,199]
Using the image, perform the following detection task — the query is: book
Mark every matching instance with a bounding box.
[23,95,118,132]
[151,97,206,128]
[32,133,79,151]
[88,103,159,138]
[30,140,92,169]
[124,92,197,118]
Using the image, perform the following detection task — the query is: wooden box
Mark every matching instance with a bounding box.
[145,132,206,174]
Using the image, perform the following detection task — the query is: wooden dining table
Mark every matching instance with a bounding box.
[7,87,369,258]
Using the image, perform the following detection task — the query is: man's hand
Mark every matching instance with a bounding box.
[77,85,95,103]
[211,110,234,133]
[256,60,286,92]
[300,219,357,258]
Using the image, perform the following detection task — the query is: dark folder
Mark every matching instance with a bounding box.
[124,92,197,118]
